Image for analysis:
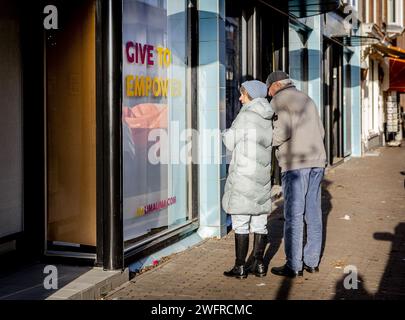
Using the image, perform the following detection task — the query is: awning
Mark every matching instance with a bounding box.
[288,0,340,18]
[389,58,405,92]
[374,44,405,60]
[332,35,380,47]
[260,0,340,19]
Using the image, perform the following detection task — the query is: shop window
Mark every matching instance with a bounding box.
[225,2,243,129]
[288,27,309,94]
[122,0,190,248]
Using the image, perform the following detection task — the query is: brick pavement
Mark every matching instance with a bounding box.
[107,143,405,300]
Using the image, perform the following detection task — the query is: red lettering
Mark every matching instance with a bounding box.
[126,42,155,66]
[147,45,154,66]
[143,197,178,216]
[139,44,147,65]
[126,41,135,63]
[135,43,139,63]
[146,204,153,214]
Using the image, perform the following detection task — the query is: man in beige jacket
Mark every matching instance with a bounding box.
[267,71,327,278]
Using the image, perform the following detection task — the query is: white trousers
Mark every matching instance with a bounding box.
[231,213,268,235]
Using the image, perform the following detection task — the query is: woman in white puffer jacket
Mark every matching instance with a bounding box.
[222,80,274,279]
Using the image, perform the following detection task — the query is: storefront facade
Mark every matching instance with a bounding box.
[0,0,200,270]
[3,0,357,272]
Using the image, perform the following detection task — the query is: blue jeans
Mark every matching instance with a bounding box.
[281,167,324,271]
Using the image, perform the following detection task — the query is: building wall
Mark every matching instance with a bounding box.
[396,33,405,48]
[351,46,362,156]
[307,15,323,113]
[289,27,305,92]
[197,0,227,239]
[195,0,372,240]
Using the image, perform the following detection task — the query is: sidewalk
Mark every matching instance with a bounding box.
[106,143,405,300]
[0,261,128,300]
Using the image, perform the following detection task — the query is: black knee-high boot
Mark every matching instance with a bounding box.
[223,233,249,279]
[249,233,268,277]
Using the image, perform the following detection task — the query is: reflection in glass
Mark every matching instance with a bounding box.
[122,0,189,247]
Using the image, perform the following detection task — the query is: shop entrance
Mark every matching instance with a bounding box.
[323,38,344,166]
[225,0,288,127]
[45,0,96,257]
[225,0,288,185]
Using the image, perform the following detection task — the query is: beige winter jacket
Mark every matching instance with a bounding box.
[271,84,327,172]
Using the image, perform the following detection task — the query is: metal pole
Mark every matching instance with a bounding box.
[100,0,123,271]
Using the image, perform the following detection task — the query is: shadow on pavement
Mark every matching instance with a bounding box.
[333,223,405,300]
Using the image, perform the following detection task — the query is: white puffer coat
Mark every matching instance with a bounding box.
[222,97,274,215]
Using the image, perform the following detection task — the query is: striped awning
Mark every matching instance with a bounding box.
[389,58,405,93]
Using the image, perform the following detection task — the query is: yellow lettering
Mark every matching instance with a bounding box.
[156,47,164,67]
[145,76,152,96]
[160,79,168,97]
[136,207,144,217]
[125,75,181,97]
[164,48,171,67]
[126,75,134,97]
[153,77,161,97]
[134,76,145,96]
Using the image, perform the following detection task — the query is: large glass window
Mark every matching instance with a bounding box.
[225,2,242,128]
[0,1,23,238]
[122,0,190,248]
[289,27,308,94]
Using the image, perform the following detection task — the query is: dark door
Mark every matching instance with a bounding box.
[225,0,288,185]
[323,39,344,166]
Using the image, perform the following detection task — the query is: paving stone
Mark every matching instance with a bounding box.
[106,144,405,300]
